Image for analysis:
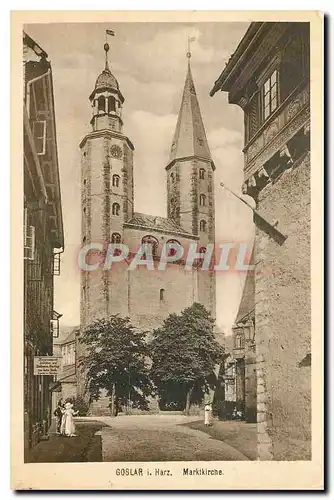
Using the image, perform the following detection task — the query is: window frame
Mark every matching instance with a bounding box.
[199,194,206,207]
[141,235,159,256]
[24,208,35,261]
[262,68,279,122]
[111,232,122,244]
[32,120,47,156]
[200,219,207,232]
[166,239,181,257]
[112,202,120,216]
[112,174,120,188]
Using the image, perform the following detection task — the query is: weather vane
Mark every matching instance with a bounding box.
[104,29,115,70]
[187,36,196,59]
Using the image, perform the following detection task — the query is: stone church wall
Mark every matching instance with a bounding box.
[255,153,311,460]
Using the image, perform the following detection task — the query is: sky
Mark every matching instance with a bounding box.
[25,21,255,335]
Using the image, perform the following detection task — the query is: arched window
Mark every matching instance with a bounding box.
[111,233,121,244]
[199,168,205,180]
[112,203,120,216]
[112,174,120,187]
[98,95,106,112]
[200,194,206,206]
[142,235,159,256]
[200,220,206,232]
[160,288,165,301]
[108,96,116,113]
[199,246,206,254]
[170,172,175,183]
[166,239,181,257]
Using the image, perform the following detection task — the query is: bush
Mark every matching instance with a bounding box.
[65,396,89,416]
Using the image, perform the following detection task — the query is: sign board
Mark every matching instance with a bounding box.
[33,356,61,376]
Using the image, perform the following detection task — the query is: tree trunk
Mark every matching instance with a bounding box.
[110,384,116,416]
[185,387,192,416]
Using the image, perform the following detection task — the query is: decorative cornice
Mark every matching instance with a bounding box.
[166,155,215,172]
[79,129,134,151]
[245,105,310,181]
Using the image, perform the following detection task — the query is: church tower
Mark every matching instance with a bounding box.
[166,54,216,317]
[79,40,134,327]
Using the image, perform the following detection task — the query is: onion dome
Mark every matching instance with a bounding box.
[95,67,119,92]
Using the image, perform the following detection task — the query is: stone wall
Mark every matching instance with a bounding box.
[255,153,311,460]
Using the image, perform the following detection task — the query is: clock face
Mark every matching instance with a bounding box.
[110,144,123,159]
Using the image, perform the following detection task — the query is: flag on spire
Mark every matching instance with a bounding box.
[106,29,115,36]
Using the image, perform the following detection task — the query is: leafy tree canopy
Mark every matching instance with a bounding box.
[80,315,152,411]
[150,303,224,410]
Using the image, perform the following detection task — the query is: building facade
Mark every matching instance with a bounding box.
[52,327,78,411]
[77,44,216,411]
[221,270,256,423]
[23,32,64,454]
[211,22,311,459]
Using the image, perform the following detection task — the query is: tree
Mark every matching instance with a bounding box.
[150,303,225,415]
[80,315,153,415]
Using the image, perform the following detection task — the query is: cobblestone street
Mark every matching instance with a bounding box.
[94,415,254,462]
[26,415,257,462]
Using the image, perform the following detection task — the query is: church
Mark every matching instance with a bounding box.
[77,40,216,405]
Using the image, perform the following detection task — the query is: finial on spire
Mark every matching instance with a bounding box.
[187,36,196,63]
[104,29,115,72]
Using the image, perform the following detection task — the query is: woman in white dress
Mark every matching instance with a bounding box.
[61,402,79,437]
[204,403,212,427]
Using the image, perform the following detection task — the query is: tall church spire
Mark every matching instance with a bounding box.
[169,59,211,164]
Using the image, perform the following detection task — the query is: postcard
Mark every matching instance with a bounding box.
[11,10,323,490]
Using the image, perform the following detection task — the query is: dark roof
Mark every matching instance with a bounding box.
[168,63,211,165]
[125,212,198,239]
[95,67,119,91]
[210,22,262,96]
[62,331,76,345]
[23,31,48,59]
[54,326,79,345]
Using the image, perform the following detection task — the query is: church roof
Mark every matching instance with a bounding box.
[89,61,124,103]
[235,248,255,323]
[125,212,198,239]
[95,66,119,92]
[168,63,212,165]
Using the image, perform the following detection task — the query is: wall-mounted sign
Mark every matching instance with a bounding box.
[33,356,61,376]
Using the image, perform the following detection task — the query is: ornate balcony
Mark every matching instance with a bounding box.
[243,81,310,181]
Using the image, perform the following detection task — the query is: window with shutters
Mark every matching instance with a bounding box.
[32,120,46,155]
[24,208,35,261]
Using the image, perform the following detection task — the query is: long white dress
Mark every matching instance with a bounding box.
[204,404,212,426]
[61,406,76,436]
